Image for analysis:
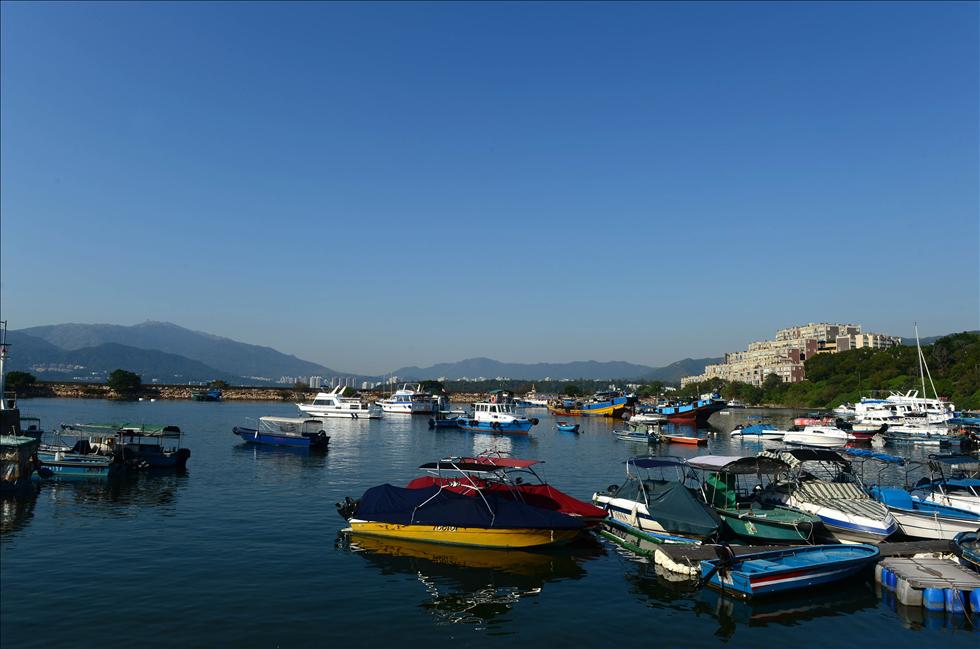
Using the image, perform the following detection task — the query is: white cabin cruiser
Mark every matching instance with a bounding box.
[377,383,434,414]
[298,386,382,419]
[782,426,850,448]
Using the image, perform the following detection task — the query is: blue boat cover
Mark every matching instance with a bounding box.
[355,484,586,530]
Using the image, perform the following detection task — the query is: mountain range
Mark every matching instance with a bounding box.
[5,321,721,385]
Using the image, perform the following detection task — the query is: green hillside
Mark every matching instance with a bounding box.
[679,332,980,409]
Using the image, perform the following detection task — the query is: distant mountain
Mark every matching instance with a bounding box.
[390,356,722,382]
[17,321,338,379]
[901,331,978,346]
[5,332,241,383]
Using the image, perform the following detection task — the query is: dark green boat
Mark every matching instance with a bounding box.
[688,455,824,544]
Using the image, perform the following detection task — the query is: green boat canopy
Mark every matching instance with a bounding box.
[687,454,788,475]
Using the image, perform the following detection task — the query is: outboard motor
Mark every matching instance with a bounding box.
[336,496,360,521]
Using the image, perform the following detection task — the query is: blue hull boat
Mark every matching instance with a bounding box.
[556,422,580,433]
[232,418,329,451]
[34,450,116,479]
[454,418,534,435]
[700,544,880,598]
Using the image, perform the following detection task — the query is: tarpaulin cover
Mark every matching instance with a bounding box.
[406,477,607,519]
[642,479,722,538]
[355,484,586,530]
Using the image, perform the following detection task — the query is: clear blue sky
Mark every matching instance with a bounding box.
[2,1,977,375]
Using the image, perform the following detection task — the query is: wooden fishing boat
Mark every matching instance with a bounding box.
[555,422,580,433]
[337,483,586,549]
[688,455,824,544]
[699,543,880,598]
[547,392,630,418]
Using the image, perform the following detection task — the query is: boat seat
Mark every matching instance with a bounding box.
[740,559,782,572]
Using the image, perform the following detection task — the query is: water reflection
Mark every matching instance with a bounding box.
[38,473,188,518]
[340,533,604,629]
[878,584,979,632]
[0,490,39,540]
[626,562,878,639]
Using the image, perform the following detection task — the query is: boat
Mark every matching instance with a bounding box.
[833,403,856,418]
[615,427,659,443]
[521,386,551,407]
[232,416,329,450]
[190,388,222,402]
[629,412,667,426]
[757,449,897,544]
[687,455,824,543]
[376,383,434,414]
[793,416,835,427]
[653,393,727,425]
[405,455,607,525]
[726,399,748,409]
[336,482,587,549]
[953,531,980,572]
[593,456,722,544]
[556,422,580,433]
[782,426,850,448]
[298,386,382,419]
[730,424,783,441]
[699,544,880,598]
[661,434,708,446]
[428,409,467,429]
[547,391,631,418]
[34,426,119,479]
[1,435,39,491]
[868,486,979,540]
[454,392,538,435]
[59,423,191,472]
[910,455,980,515]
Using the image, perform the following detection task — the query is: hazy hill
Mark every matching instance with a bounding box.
[17,321,337,379]
[391,356,722,382]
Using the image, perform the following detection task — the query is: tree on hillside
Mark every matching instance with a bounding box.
[108,369,142,393]
[419,380,447,395]
[761,373,783,393]
[564,384,581,397]
[209,380,229,389]
[5,371,36,392]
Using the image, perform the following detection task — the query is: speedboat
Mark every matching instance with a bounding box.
[869,486,979,540]
[298,386,382,419]
[782,426,850,448]
[593,456,722,545]
[730,423,783,441]
[232,416,329,450]
[700,544,879,598]
[687,455,824,544]
[406,455,607,525]
[377,383,434,414]
[556,422,580,433]
[910,455,980,515]
[757,449,897,544]
[629,412,667,426]
[455,392,538,434]
[336,482,586,549]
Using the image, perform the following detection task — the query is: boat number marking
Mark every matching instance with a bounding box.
[433,526,458,532]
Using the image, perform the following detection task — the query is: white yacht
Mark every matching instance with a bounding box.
[297,386,382,419]
[376,383,434,414]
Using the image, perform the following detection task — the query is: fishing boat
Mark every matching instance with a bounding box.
[377,383,434,414]
[653,393,727,425]
[593,456,722,544]
[298,386,382,419]
[547,391,631,418]
[190,388,222,402]
[35,426,119,479]
[757,449,897,544]
[556,422,580,433]
[232,416,329,450]
[336,482,586,548]
[953,531,980,572]
[782,426,850,448]
[406,456,607,525]
[699,544,880,598]
[687,455,824,544]
[60,423,191,471]
[730,424,783,441]
[454,392,538,434]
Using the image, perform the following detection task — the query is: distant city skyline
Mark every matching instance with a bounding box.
[2,2,977,376]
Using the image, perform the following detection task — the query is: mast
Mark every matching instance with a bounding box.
[0,320,8,410]
[914,322,927,399]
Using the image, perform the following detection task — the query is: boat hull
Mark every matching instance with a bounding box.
[700,544,880,598]
[455,419,534,435]
[297,406,382,419]
[232,427,329,450]
[718,509,821,544]
[656,399,727,424]
[547,402,627,418]
[346,520,579,549]
[889,508,980,540]
[34,451,114,479]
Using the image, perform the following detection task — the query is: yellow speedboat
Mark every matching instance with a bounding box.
[337,483,586,549]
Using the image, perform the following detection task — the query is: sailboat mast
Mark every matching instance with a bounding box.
[914,323,927,398]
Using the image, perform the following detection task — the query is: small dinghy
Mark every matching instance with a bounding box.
[662,434,707,446]
[556,422,580,433]
[700,543,880,598]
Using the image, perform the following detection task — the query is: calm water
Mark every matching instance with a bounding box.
[1,399,975,648]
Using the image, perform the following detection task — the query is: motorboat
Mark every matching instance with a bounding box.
[298,386,382,419]
[521,386,550,407]
[593,456,722,544]
[730,424,783,441]
[910,455,980,515]
[629,412,667,426]
[336,482,586,549]
[700,544,879,598]
[757,449,897,544]
[869,486,979,540]
[376,383,434,414]
[428,409,467,429]
[35,426,119,479]
[687,455,824,544]
[61,423,191,471]
[455,391,538,434]
[782,426,850,448]
[614,427,658,443]
[232,416,329,450]
[555,422,581,433]
[406,455,607,525]
[953,531,980,572]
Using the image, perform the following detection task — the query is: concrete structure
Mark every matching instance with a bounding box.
[681,323,899,388]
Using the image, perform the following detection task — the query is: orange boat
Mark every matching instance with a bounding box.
[662,435,708,446]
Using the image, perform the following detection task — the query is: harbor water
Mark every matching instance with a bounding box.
[1,399,976,647]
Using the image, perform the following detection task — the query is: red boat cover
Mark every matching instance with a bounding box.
[461,456,540,469]
[406,476,607,521]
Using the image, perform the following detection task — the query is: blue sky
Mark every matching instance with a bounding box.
[2,1,977,375]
